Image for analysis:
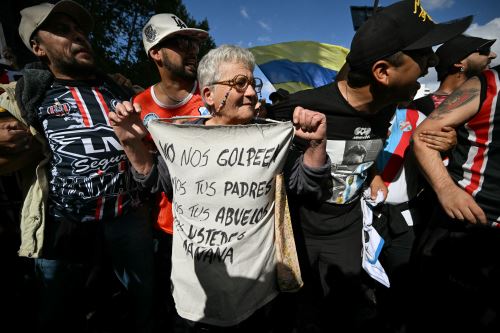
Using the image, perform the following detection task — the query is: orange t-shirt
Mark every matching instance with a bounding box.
[133,83,208,234]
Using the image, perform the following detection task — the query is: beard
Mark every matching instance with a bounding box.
[161,53,197,80]
[465,60,489,78]
[51,51,97,79]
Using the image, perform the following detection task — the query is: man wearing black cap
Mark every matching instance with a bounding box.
[269,0,471,331]
[412,34,497,115]
[0,1,155,331]
[413,60,500,331]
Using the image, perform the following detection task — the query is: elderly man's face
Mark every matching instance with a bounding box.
[209,62,258,125]
[33,13,95,77]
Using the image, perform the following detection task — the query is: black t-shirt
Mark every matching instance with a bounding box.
[269,82,393,236]
[38,78,139,223]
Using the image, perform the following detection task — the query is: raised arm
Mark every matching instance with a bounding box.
[292,106,327,167]
[108,101,153,175]
[283,107,330,200]
[412,77,486,224]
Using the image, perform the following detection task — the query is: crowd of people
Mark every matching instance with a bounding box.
[0,0,499,332]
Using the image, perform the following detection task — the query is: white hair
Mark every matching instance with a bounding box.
[197,44,255,90]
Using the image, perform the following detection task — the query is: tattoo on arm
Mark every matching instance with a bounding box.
[427,87,480,120]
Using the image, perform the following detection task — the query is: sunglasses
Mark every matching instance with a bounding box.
[158,36,200,53]
[403,48,438,69]
[210,74,263,93]
[476,45,491,56]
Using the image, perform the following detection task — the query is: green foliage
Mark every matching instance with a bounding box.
[75,0,216,88]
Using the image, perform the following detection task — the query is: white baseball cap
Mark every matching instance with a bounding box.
[142,13,208,55]
[19,1,93,52]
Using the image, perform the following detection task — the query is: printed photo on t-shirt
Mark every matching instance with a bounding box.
[326,139,383,204]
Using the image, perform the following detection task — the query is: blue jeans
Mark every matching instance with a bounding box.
[35,204,154,332]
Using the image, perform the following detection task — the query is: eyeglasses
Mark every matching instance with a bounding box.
[158,36,200,53]
[403,48,438,70]
[476,45,491,56]
[210,74,263,93]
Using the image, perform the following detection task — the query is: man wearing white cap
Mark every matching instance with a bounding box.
[140,13,209,110]
[133,13,210,329]
[6,1,154,331]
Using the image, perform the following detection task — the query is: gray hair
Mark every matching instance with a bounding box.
[197,44,255,90]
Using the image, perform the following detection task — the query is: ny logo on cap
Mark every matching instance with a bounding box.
[172,16,187,29]
[144,24,157,42]
[413,0,433,22]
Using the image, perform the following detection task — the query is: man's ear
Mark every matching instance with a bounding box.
[149,48,162,63]
[453,61,465,71]
[371,60,391,86]
[202,86,215,107]
[31,38,45,57]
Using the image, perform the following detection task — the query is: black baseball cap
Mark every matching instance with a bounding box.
[435,34,496,81]
[346,0,472,71]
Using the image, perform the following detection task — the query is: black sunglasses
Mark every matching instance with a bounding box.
[157,36,200,53]
[476,45,491,56]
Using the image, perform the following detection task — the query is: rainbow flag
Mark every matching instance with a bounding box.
[249,41,349,94]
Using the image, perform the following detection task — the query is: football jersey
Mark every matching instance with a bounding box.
[448,66,500,227]
[133,83,208,234]
[38,78,138,222]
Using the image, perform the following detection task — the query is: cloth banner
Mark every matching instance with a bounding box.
[148,119,294,326]
[249,41,349,94]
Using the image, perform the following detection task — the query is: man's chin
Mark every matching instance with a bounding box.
[57,61,97,79]
[239,106,256,117]
[76,54,95,65]
[77,61,97,72]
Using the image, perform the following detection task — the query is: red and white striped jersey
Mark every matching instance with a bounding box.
[448,66,500,227]
[37,78,139,222]
[132,84,207,234]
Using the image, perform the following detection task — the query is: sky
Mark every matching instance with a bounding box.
[183,0,500,98]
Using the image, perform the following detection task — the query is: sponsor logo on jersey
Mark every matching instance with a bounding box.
[48,126,123,161]
[143,112,159,127]
[399,120,413,132]
[45,125,128,178]
[46,102,72,116]
[198,106,210,116]
[110,99,119,111]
